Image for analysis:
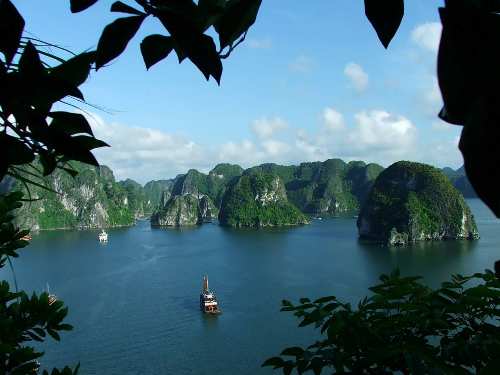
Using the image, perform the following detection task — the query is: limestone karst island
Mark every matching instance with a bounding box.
[3,158,480,246]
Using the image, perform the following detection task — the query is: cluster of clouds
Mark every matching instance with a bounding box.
[88,20,459,183]
[90,106,460,184]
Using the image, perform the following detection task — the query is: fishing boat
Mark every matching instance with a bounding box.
[199,275,221,314]
[46,283,57,306]
[98,229,108,242]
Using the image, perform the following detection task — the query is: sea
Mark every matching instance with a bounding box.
[2,199,499,374]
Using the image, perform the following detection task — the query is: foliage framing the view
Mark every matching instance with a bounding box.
[0,1,108,187]
[2,0,500,374]
[70,0,263,84]
[0,193,79,375]
[264,269,500,375]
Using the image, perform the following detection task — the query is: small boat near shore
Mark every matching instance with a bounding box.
[200,275,221,314]
[21,234,32,241]
[98,230,108,242]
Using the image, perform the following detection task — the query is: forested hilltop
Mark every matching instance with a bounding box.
[0,160,476,230]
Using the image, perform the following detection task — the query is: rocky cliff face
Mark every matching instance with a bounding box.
[358,161,479,246]
[247,159,384,215]
[170,164,243,207]
[150,193,218,227]
[151,195,201,226]
[218,173,308,227]
[13,163,138,231]
[143,179,174,213]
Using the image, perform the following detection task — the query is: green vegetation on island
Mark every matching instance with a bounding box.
[12,163,141,230]
[358,161,479,245]
[246,159,384,215]
[218,172,309,227]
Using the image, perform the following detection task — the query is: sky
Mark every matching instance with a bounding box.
[16,0,462,184]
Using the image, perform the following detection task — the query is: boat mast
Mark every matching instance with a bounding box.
[203,275,209,293]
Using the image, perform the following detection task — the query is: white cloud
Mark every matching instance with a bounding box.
[247,38,272,49]
[349,110,417,155]
[262,139,291,156]
[344,63,369,93]
[87,114,212,183]
[84,107,462,183]
[251,117,288,139]
[411,22,442,52]
[289,55,315,73]
[322,108,345,131]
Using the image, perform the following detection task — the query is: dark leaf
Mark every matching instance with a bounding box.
[96,15,146,69]
[460,99,500,217]
[140,35,174,69]
[186,34,222,84]
[61,166,79,178]
[47,328,61,341]
[437,6,479,125]
[0,134,34,166]
[49,112,94,136]
[0,0,25,65]
[198,0,226,30]
[215,0,262,49]
[49,52,96,88]
[71,135,109,150]
[281,347,304,357]
[39,152,58,176]
[364,0,404,48]
[111,1,145,15]
[70,0,99,12]
[262,357,285,368]
[18,41,45,79]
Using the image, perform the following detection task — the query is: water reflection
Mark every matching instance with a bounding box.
[357,238,480,287]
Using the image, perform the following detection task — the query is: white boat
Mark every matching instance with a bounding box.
[46,283,57,306]
[98,230,108,242]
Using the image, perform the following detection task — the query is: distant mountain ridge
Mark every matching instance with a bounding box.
[2,159,477,230]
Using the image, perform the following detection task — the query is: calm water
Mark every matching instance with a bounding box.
[2,199,500,374]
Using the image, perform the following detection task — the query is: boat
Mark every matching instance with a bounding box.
[21,234,32,241]
[98,229,108,242]
[199,275,221,314]
[46,283,57,306]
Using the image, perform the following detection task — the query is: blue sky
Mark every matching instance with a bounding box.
[17,1,461,183]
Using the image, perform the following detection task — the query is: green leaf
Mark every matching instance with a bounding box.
[214,0,262,49]
[96,15,146,69]
[0,0,25,65]
[49,112,94,136]
[364,0,404,48]
[111,1,145,15]
[140,35,174,70]
[70,0,99,13]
